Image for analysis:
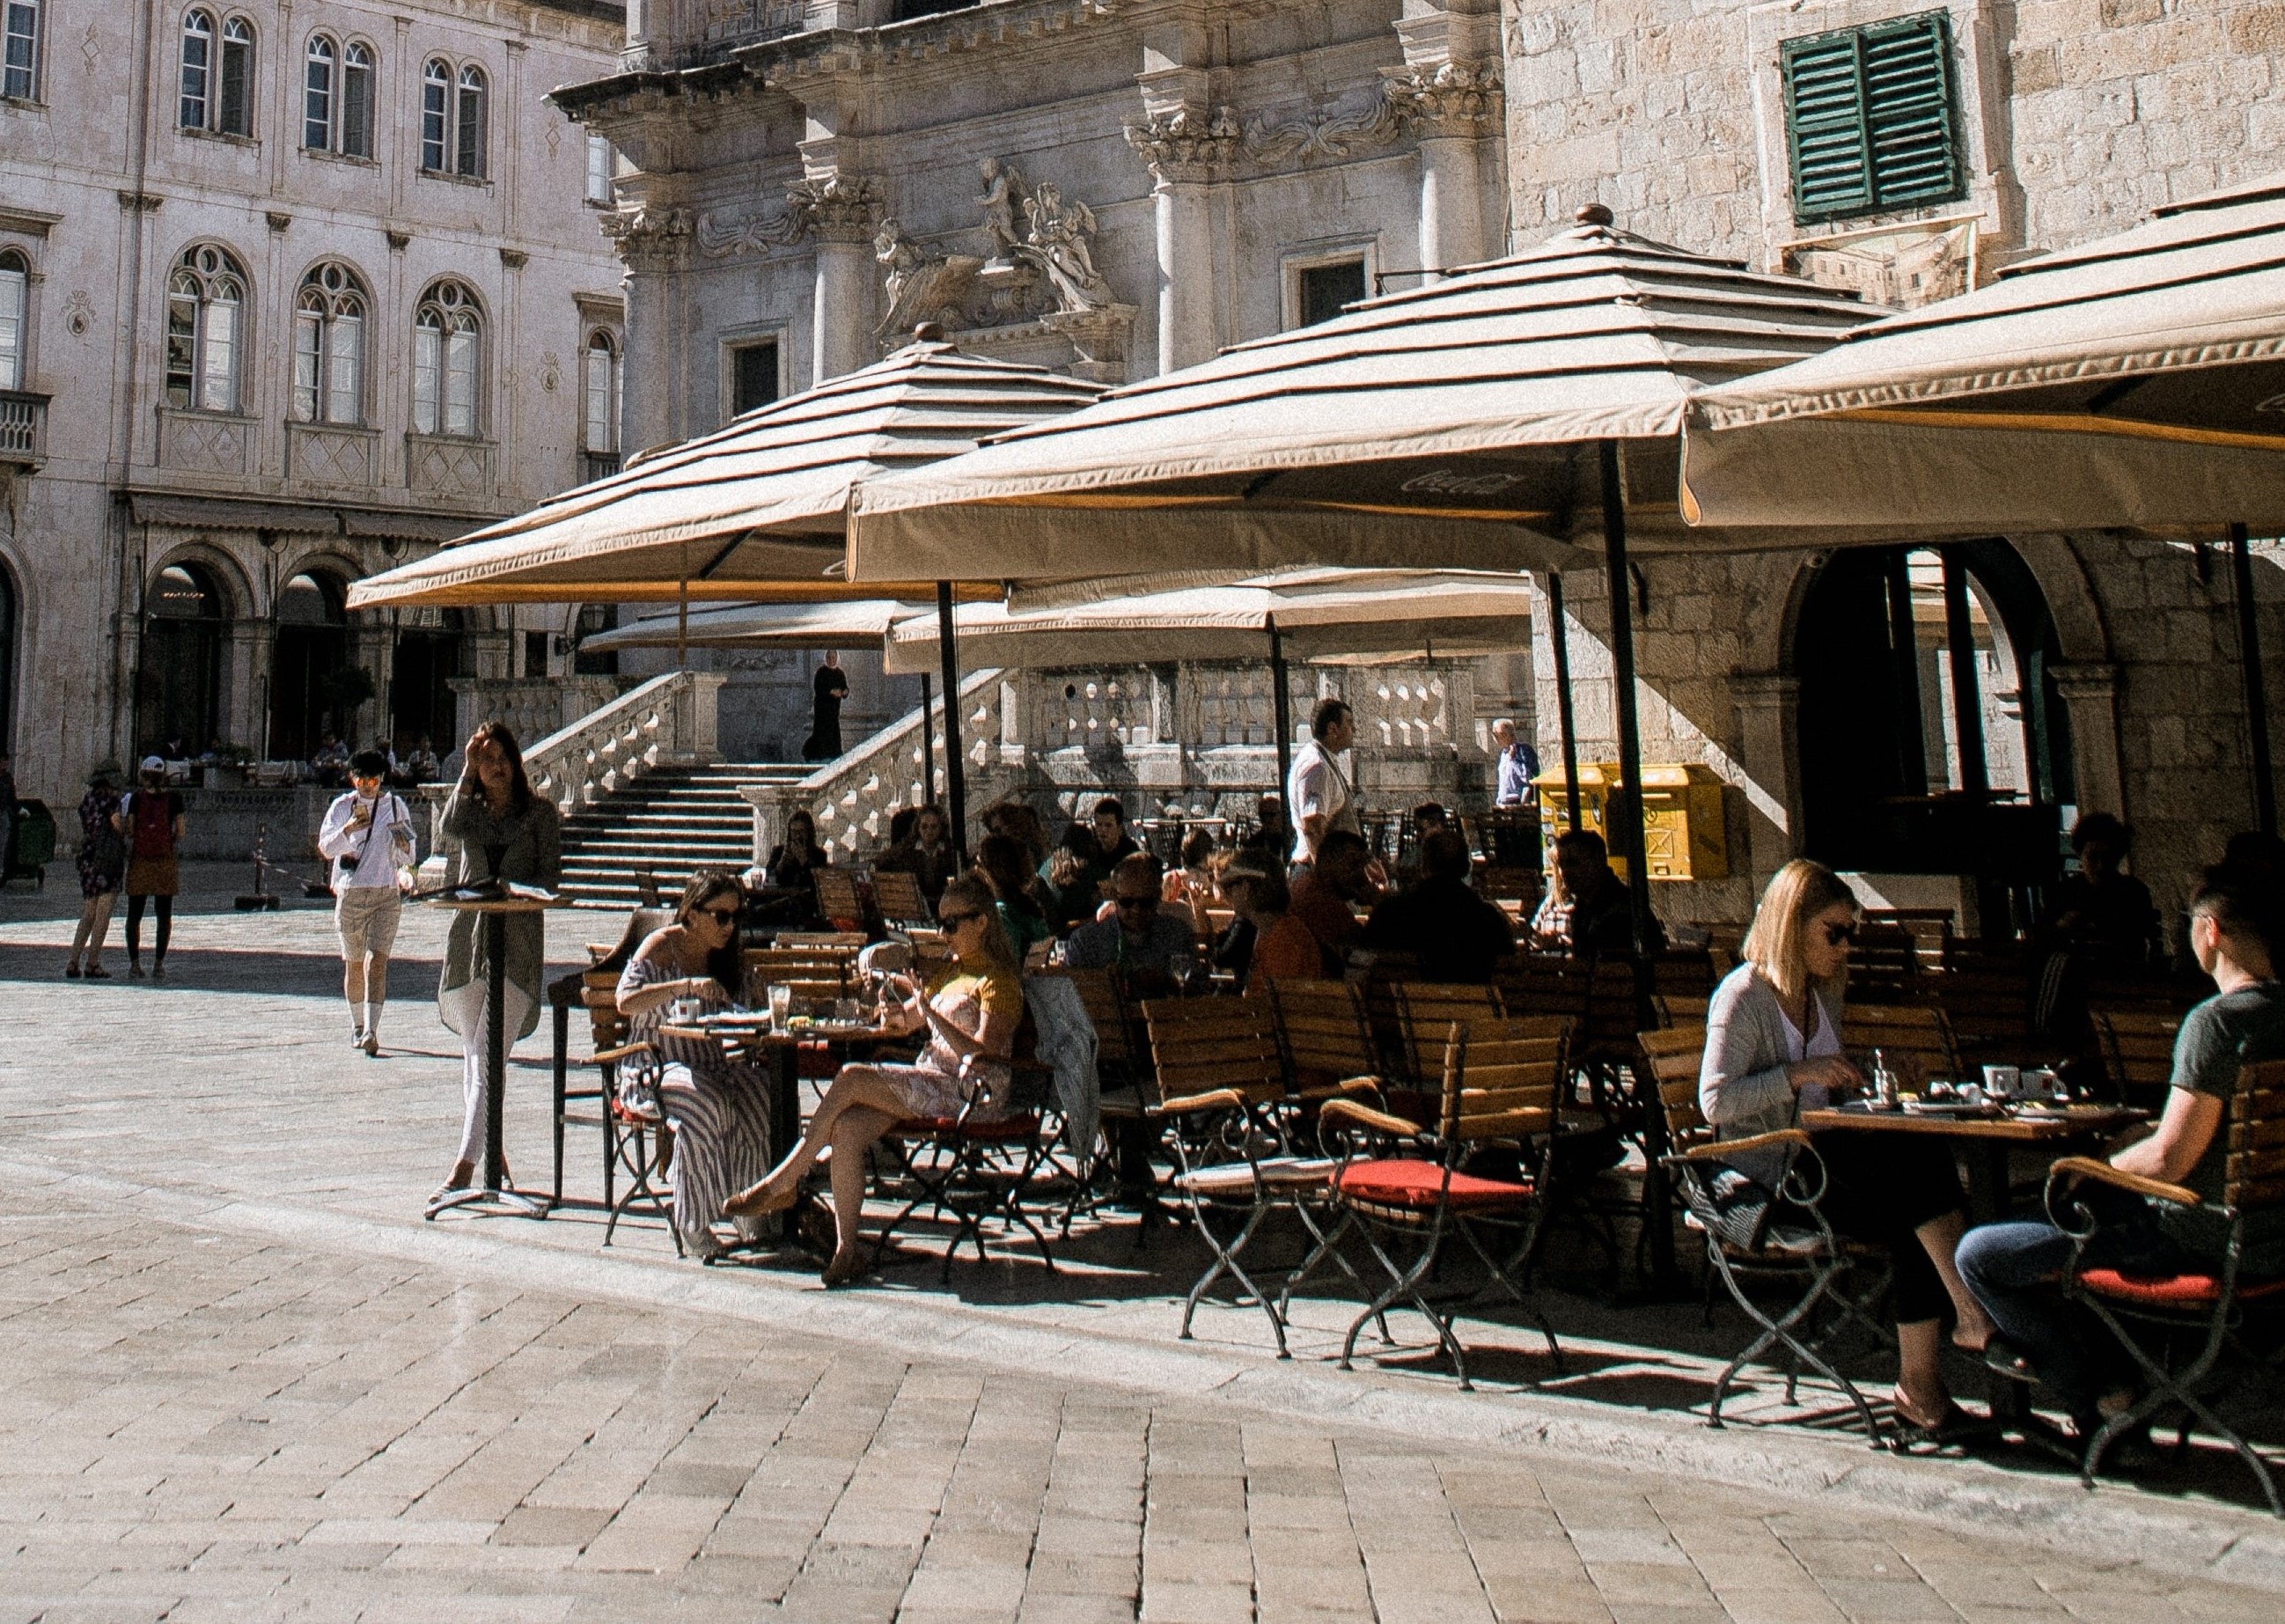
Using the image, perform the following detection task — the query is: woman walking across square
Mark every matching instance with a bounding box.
[319,749,416,1055]
[115,758,186,981]
[65,768,126,980]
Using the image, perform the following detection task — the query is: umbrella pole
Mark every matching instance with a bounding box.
[1268,616,1293,812]
[918,672,936,819]
[2230,523,2278,837]
[1599,437,1677,1293]
[936,580,968,865]
[676,576,688,671]
[1547,572,1583,832]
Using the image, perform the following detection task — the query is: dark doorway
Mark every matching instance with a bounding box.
[0,559,15,753]
[1795,540,2074,893]
[572,603,619,677]
[270,570,349,761]
[391,607,466,756]
[137,562,224,755]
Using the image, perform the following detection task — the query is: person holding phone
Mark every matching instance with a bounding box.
[319,749,416,1055]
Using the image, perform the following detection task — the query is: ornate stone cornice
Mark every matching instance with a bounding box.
[790,173,885,243]
[1123,105,1238,185]
[695,196,808,260]
[600,204,694,272]
[1393,61,1503,134]
[1246,60,1501,165]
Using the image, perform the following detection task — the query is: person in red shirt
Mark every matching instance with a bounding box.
[1286,830,1380,978]
[1219,859,1318,990]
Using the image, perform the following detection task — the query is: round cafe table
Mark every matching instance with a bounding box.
[424,893,565,1220]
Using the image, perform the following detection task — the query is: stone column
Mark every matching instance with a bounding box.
[1415,130,1485,276]
[793,174,882,386]
[600,207,692,456]
[1393,4,1505,273]
[2050,661,2126,821]
[1126,106,1229,377]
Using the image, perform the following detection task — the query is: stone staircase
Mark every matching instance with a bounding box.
[558,763,805,908]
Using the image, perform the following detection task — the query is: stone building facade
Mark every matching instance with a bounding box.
[1498,0,2285,928]
[555,1,1527,763]
[0,0,627,810]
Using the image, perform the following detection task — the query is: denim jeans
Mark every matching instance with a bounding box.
[1956,1186,2201,1417]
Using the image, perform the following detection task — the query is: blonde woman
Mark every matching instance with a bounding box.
[1701,859,1995,1441]
[727,875,1023,1286]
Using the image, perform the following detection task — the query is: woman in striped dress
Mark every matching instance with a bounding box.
[615,871,774,1261]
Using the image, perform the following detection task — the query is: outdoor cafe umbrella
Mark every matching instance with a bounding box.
[881,568,1543,795]
[848,208,1892,964]
[1682,174,2285,832]
[346,334,1111,854]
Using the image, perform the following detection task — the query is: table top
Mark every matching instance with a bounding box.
[658,1016,905,1047]
[1802,1102,2144,1142]
[419,892,567,914]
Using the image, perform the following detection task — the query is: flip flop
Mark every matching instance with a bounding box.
[1892,1401,1996,1448]
[1982,1334,2039,1384]
[724,1181,797,1219]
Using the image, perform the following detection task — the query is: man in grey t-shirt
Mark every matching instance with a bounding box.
[1955,876,2285,1434]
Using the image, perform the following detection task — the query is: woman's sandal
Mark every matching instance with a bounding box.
[820,1249,869,1289]
[1892,1400,1996,1448]
[1981,1334,2039,1384]
[84,963,111,980]
[724,1180,797,1219]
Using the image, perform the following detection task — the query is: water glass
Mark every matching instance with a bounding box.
[768,984,793,1032]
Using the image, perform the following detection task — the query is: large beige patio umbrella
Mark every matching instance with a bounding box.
[1682,175,2285,831]
[346,334,1111,849]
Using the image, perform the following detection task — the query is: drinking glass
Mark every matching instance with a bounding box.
[768,984,792,1032]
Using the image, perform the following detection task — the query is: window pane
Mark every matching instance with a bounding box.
[304,36,332,150]
[585,135,613,204]
[201,290,237,412]
[444,324,477,437]
[0,266,23,392]
[455,69,485,178]
[412,320,439,434]
[584,343,609,450]
[218,20,251,137]
[180,14,210,129]
[3,1,38,102]
[341,48,371,158]
[327,311,361,423]
[292,307,320,421]
[421,62,448,170]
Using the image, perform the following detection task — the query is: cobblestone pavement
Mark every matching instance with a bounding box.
[3,871,2283,1621]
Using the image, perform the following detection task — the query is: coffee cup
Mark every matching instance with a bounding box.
[1981,1065,2021,1100]
[1958,1082,1986,1107]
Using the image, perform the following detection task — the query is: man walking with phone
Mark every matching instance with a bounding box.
[319,749,416,1055]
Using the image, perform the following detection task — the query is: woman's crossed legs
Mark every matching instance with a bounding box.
[729,1064,918,1276]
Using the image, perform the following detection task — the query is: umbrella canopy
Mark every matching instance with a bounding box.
[878,569,1536,674]
[1681,176,2285,533]
[577,598,928,656]
[844,208,1890,584]
[346,335,1105,609]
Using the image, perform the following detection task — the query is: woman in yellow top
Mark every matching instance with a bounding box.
[728,875,1023,1286]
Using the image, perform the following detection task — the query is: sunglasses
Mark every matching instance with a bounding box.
[698,906,740,925]
[939,910,985,928]
[1822,922,1857,946]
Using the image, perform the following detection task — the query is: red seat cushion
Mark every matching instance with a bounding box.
[2077,1268,2285,1308]
[1333,1158,1532,1211]
[892,1112,1040,1143]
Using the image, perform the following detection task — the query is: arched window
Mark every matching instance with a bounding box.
[165,245,246,414]
[412,282,481,437]
[0,249,26,392]
[180,11,252,135]
[419,57,450,172]
[217,16,252,136]
[582,330,621,457]
[292,262,365,424]
[455,63,487,178]
[340,41,372,158]
[178,10,212,129]
[3,0,40,102]
[302,33,333,150]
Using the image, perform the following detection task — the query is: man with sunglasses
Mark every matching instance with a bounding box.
[1064,853,1198,987]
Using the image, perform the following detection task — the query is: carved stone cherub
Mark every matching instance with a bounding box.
[975,157,1023,258]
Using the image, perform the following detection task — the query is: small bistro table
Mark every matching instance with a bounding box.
[425,892,567,1222]
[1800,1101,2147,1220]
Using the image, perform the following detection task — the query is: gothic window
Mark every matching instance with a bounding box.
[340,41,372,158]
[292,263,366,425]
[412,281,481,437]
[455,64,488,178]
[1781,12,1965,224]
[165,244,246,414]
[302,34,333,150]
[0,251,26,392]
[2,0,39,102]
[180,11,253,136]
[582,330,621,455]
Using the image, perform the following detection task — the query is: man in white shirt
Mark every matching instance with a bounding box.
[318,750,416,1055]
[1288,697,1361,868]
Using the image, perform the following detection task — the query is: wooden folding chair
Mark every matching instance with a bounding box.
[812,867,865,931]
[1393,981,1503,1109]
[1306,1018,1567,1389]
[2048,1060,2285,1513]
[1263,978,1384,1105]
[870,1043,1056,1282]
[1840,1001,1960,1092]
[2090,1006,2183,1110]
[1645,1025,1884,1442]
[872,868,934,929]
[1934,956,2035,1072]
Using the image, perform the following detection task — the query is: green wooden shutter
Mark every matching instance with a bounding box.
[1782,13,1964,224]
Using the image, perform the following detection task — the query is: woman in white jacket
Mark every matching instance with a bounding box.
[317,748,415,1054]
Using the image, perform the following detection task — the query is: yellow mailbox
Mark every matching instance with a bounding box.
[1532,762,1729,882]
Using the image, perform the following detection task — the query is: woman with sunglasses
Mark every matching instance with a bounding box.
[727,875,1022,1286]
[616,871,775,1260]
[1701,859,1996,1440]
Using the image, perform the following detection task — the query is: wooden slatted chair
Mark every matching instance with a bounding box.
[550,907,672,1210]
[869,1031,1056,1282]
[1065,966,1170,1231]
[872,868,934,930]
[1306,1019,1567,1388]
[1393,982,1504,1113]
[1840,1001,1959,1093]
[1141,995,1340,1356]
[2090,1006,2184,1110]
[1264,978,1382,1103]
[1934,956,2035,1072]
[1644,1025,1884,1442]
[812,867,865,932]
[2047,1060,2285,1514]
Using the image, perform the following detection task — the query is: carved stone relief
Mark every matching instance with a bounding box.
[1123,105,1240,183]
[871,158,1123,349]
[600,205,694,271]
[1246,61,1501,165]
